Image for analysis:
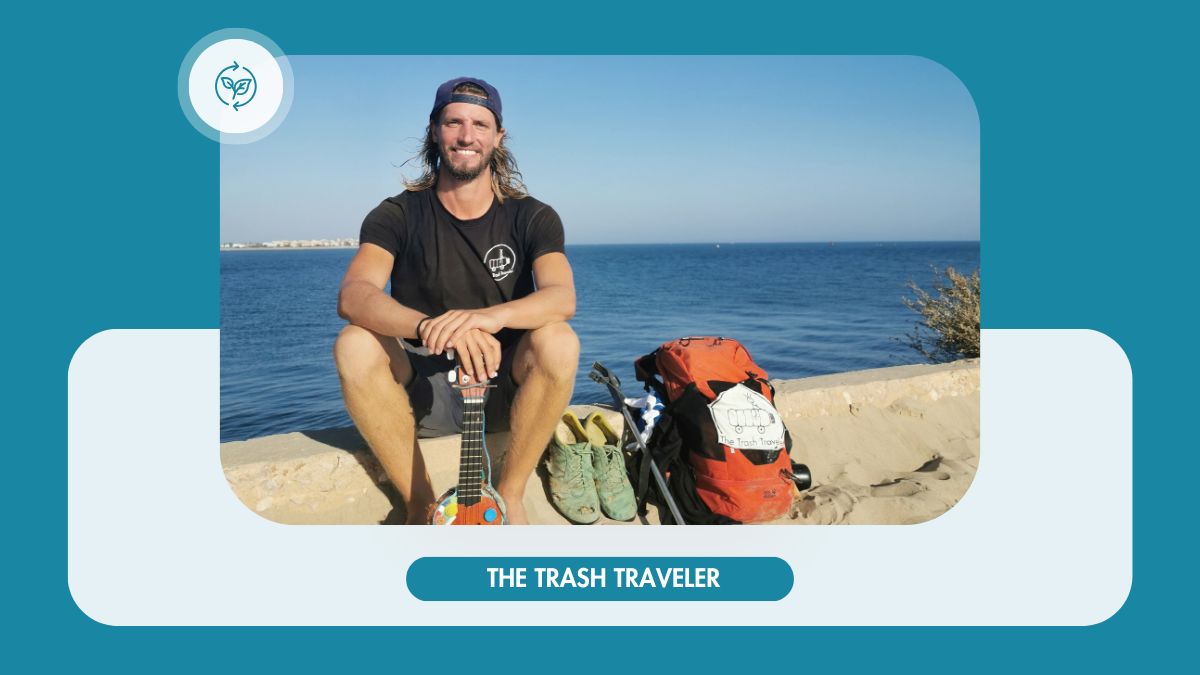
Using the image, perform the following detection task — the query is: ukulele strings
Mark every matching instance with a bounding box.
[459,391,486,508]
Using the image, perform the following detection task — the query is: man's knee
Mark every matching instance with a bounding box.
[333,324,387,385]
[526,322,580,377]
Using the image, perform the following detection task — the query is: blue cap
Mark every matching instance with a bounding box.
[431,77,502,126]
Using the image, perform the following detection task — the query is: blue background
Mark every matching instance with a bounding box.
[9,0,1190,671]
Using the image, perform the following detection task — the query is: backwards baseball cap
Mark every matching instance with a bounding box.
[431,77,503,126]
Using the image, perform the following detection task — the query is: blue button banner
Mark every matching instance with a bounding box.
[406,557,792,601]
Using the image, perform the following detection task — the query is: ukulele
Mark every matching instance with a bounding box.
[428,364,508,525]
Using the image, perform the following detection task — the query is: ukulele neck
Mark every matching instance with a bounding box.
[456,391,486,507]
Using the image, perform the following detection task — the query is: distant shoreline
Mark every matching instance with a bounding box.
[221,246,358,251]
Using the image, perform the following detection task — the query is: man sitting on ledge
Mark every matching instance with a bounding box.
[333,77,578,525]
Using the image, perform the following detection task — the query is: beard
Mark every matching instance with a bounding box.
[440,143,494,182]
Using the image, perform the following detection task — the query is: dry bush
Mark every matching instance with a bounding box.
[900,266,980,363]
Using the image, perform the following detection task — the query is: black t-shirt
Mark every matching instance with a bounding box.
[358,189,566,349]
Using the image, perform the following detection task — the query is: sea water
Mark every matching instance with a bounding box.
[220,242,980,442]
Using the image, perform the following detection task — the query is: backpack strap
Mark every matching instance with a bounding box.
[635,409,679,516]
[634,351,669,400]
[631,389,741,525]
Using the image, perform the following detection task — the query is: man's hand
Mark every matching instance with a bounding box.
[441,328,502,384]
[422,308,506,356]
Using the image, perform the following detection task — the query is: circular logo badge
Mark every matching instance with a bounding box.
[484,244,517,281]
[178,29,293,144]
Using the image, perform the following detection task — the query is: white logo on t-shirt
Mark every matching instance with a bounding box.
[484,244,516,281]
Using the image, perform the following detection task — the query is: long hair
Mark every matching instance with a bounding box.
[402,94,528,202]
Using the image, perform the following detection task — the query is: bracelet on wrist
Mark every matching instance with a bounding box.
[415,317,429,339]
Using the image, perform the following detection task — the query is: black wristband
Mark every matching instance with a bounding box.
[415,317,430,339]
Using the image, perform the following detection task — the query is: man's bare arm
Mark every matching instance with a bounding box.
[338,242,503,382]
[489,252,576,328]
[422,252,576,355]
[336,243,427,339]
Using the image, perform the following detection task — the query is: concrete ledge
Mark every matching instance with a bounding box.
[220,427,406,525]
[771,358,979,419]
[220,359,980,526]
[220,405,643,526]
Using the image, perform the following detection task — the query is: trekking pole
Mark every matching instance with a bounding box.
[589,362,687,526]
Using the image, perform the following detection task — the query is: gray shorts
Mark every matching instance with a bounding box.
[403,335,523,439]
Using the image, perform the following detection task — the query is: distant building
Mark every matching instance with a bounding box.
[221,238,358,250]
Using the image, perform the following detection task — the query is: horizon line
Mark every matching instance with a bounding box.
[565,239,981,245]
[220,239,981,247]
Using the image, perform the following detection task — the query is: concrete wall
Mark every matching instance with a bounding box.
[771,358,979,419]
[220,405,626,525]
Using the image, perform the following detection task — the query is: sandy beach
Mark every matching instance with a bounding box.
[220,359,979,525]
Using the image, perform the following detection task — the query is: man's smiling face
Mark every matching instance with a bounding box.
[436,101,504,183]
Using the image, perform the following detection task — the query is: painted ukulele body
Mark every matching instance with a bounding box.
[429,485,507,526]
[428,370,508,526]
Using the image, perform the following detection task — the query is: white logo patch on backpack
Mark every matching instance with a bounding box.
[708,384,786,451]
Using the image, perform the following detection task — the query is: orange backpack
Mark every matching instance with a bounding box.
[633,337,800,524]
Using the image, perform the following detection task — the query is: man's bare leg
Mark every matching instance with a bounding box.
[496,322,580,524]
[333,325,436,524]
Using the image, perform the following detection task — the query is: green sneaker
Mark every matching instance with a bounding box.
[585,412,637,521]
[546,410,600,524]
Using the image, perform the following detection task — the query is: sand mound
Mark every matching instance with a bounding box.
[781,394,978,525]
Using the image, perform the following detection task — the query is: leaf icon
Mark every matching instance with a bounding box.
[234,78,252,96]
[221,77,235,90]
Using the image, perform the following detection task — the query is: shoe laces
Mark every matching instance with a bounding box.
[600,445,625,486]
[564,447,592,490]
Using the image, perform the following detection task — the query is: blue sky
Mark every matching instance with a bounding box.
[220,56,979,244]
